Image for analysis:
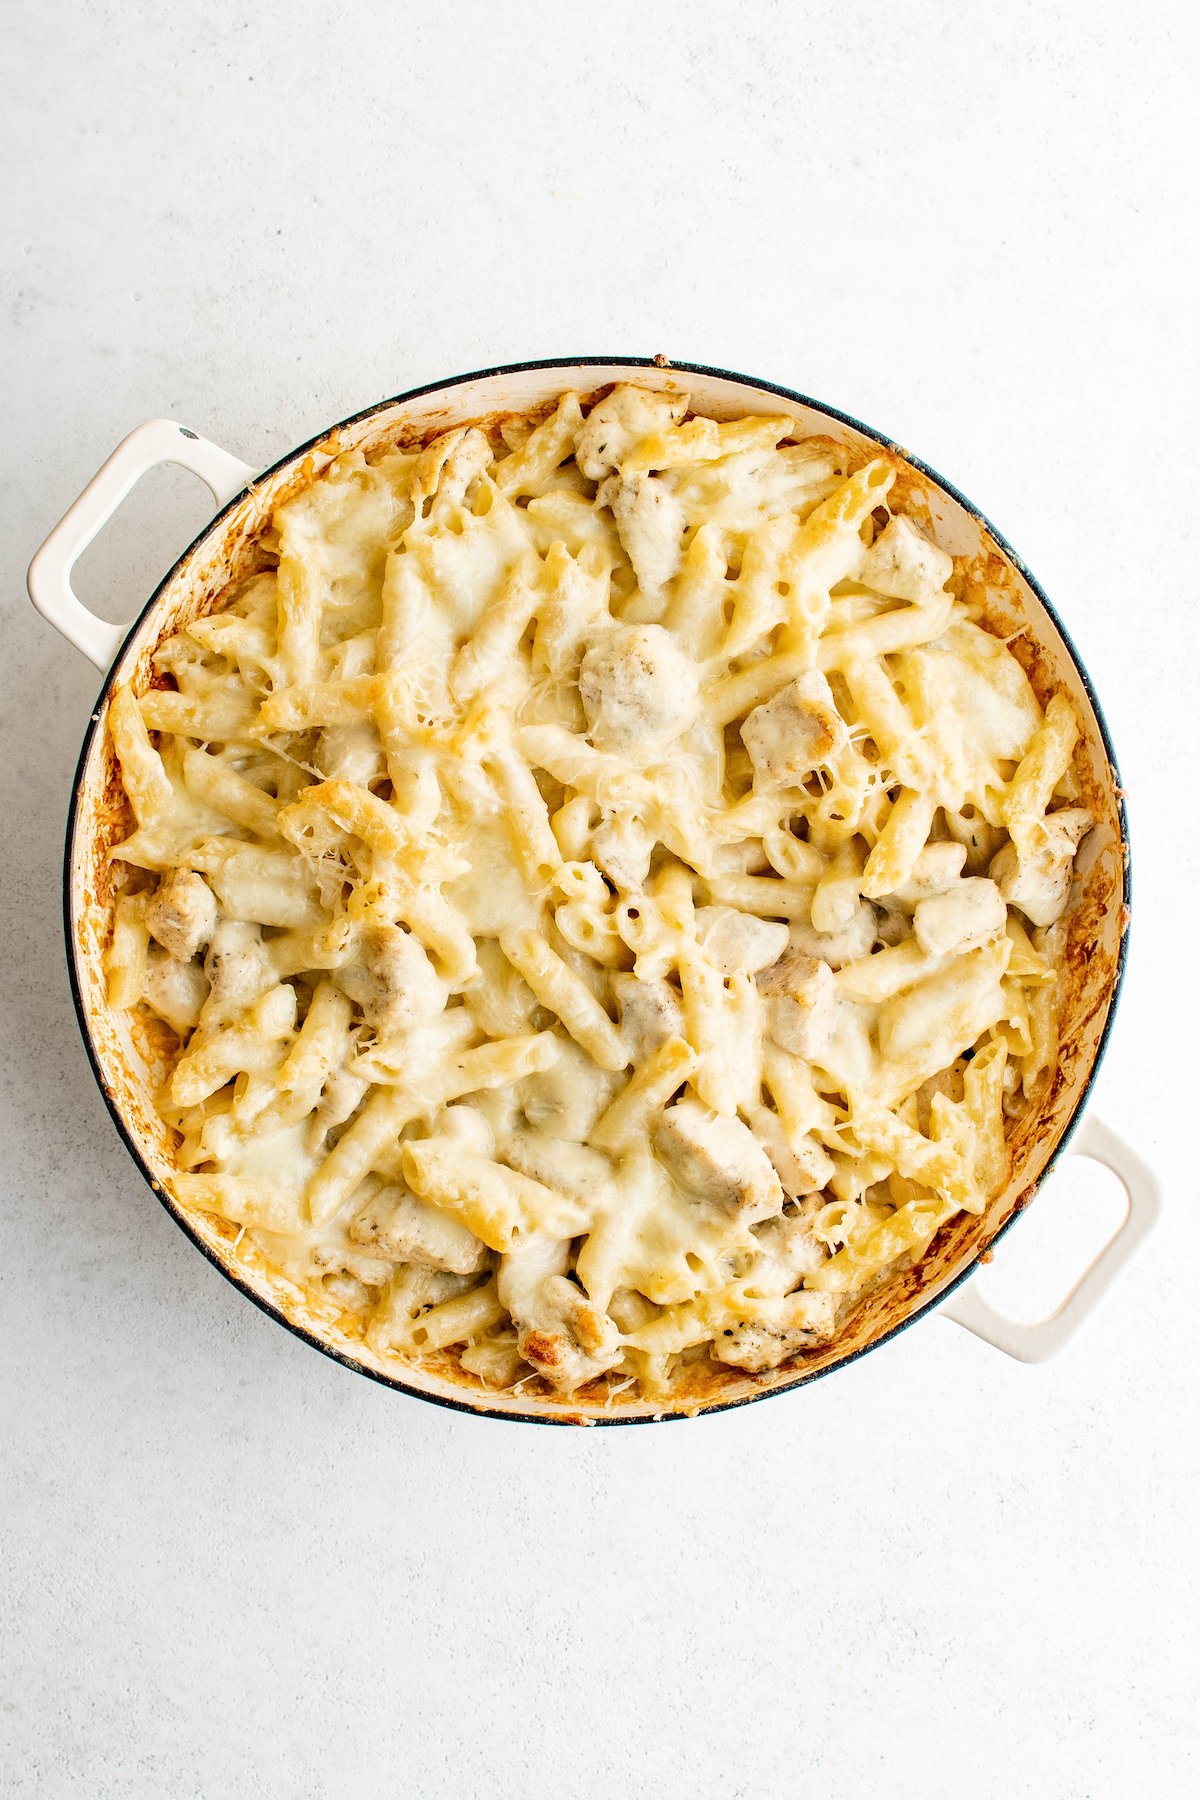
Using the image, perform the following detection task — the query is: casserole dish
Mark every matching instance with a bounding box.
[29,357,1160,1422]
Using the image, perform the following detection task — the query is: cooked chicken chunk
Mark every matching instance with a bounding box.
[613,971,686,1061]
[598,473,686,608]
[498,1236,622,1391]
[654,1098,784,1223]
[203,919,272,1014]
[741,671,849,787]
[743,1105,835,1198]
[575,383,688,480]
[752,1200,829,1281]
[349,1184,489,1275]
[499,1130,614,1206]
[913,877,1007,957]
[695,907,790,976]
[757,949,837,1058]
[518,1282,622,1390]
[989,809,1093,928]
[811,854,868,934]
[711,1289,837,1371]
[336,925,449,1035]
[145,869,218,962]
[579,624,700,755]
[321,1271,377,1311]
[785,902,877,969]
[143,952,209,1036]
[858,513,953,600]
[879,842,967,909]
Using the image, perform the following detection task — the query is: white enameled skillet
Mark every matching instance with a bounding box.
[29,358,1159,1423]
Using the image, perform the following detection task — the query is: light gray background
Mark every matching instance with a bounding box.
[3,3,1198,1795]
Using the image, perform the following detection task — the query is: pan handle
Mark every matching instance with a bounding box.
[939,1113,1160,1361]
[27,419,258,670]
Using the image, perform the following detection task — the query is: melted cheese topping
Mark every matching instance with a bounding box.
[104,386,1091,1399]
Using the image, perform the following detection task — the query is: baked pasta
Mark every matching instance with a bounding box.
[104,385,1093,1398]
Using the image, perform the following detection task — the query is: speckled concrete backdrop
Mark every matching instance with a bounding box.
[3,2,1198,1795]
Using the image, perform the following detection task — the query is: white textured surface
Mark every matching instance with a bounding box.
[3,2,1198,1794]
